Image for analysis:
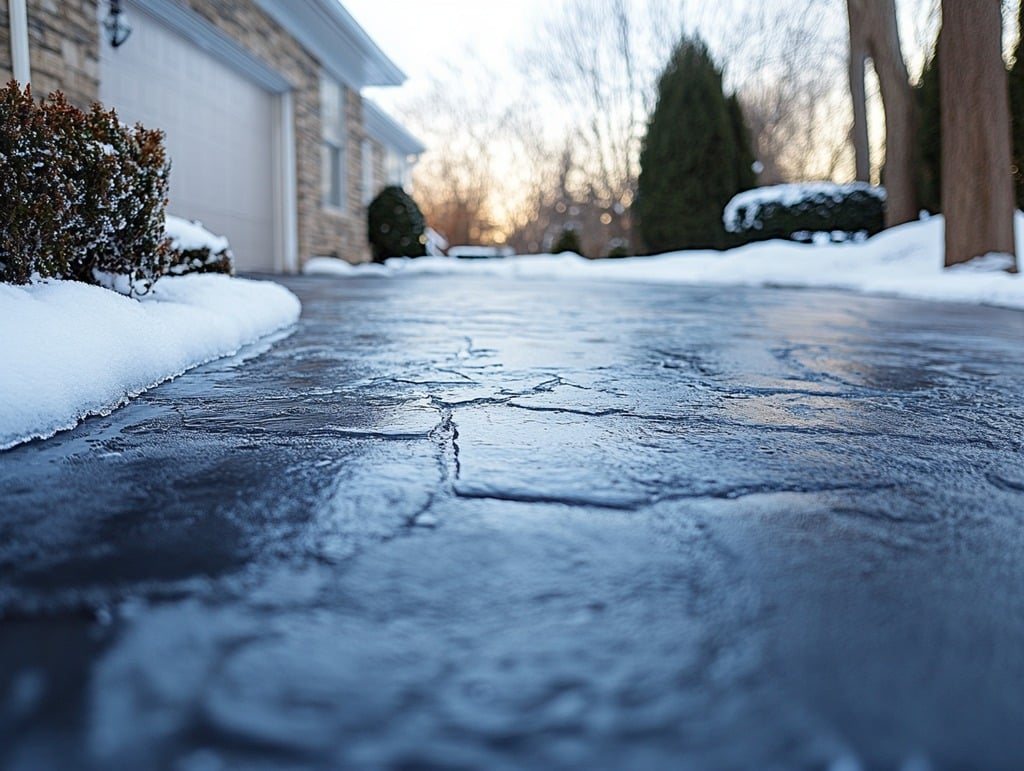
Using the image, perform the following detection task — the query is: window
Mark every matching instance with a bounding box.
[320,74,346,209]
[361,140,375,206]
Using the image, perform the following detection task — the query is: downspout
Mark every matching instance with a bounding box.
[9,0,31,86]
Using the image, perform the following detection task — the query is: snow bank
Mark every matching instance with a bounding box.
[305,215,1024,311]
[0,274,300,450]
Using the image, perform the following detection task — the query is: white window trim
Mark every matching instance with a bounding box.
[9,0,30,85]
[320,73,347,212]
[274,91,299,272]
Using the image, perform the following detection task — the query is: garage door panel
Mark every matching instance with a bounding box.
[99,10,277,272]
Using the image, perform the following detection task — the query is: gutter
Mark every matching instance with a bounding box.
[9,0,31,85]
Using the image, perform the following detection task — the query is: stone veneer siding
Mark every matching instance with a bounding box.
[1,0,101,109]
[0,4,9,84]
[1,0,375,266]
[310,84,371,263]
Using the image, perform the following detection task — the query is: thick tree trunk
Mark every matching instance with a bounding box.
[848,43,871,182]
[940,0,1017,271]
[846,0,916,227]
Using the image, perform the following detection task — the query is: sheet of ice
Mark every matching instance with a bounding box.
[0,274,300,450]
[305,215,1024,311]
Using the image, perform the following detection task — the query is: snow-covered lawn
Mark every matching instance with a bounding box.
[306,215,1024,311]
[0,274,299,450]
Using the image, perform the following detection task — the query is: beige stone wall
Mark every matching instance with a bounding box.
[181,0,373,265]
[306,84,371,262]
[1,4,11,84]
[23,0,100,108]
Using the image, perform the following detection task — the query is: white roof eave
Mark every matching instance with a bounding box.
[251,0,405,89]
[364,100,425,156]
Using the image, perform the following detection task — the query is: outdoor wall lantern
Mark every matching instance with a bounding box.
[104,0,132,48]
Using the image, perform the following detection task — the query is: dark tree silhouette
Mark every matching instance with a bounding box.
[636,37,755,253]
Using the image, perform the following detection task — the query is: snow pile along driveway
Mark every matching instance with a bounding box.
[0,274,300,449]
[306,215,1024,311]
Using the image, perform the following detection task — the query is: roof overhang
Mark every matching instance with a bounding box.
[251,0,406,89]
[363,100,425,156]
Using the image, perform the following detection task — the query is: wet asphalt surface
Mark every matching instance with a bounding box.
[2,274,1024,770]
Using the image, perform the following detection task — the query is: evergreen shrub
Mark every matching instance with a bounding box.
[82,100,171,288]
[0,82,172,293]
[636,37,756,253]
[552,227,583,255]
[724,182,886,244]
[367,186,427,262]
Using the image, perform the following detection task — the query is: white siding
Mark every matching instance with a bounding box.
[99,10,277,271]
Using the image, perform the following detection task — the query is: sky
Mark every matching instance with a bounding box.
[342,0,553,110]
[341,0,1021,113]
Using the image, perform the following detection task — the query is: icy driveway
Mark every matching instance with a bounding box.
[2,275,1024,769]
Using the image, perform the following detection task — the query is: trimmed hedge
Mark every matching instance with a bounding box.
[724,182,886,244]
[0,82,171,294]
[367,186,427,262]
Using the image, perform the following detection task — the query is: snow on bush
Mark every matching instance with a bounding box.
[165,215,234,276]
[724,182,886,244]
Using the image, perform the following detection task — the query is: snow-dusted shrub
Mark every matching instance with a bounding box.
[165,215,234,276]
[724,182,886,244]
[367,186,427,262]
[80,101,171,290]
[0,83,84,282]
[0,82,171,293]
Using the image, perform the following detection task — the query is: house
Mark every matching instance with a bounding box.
[0,0,425,271]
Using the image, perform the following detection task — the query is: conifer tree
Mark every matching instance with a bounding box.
[1010,1,1024,209]
[914,49,941,214]
[726,92,757,237]
[636,37,755,253]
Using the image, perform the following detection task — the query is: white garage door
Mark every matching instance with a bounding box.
[99,9,277,272]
